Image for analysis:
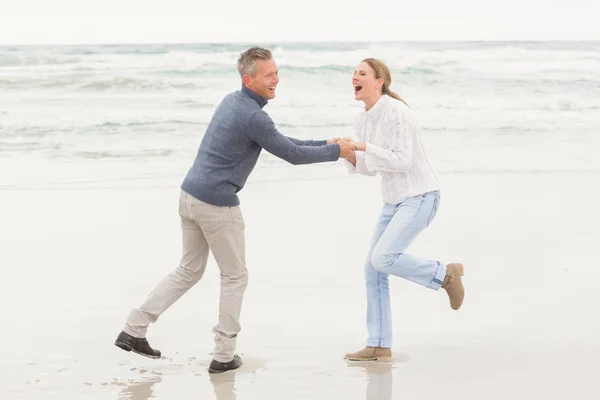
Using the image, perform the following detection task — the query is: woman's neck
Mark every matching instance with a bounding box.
[364,93,383,111]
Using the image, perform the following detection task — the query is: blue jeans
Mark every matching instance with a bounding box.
[364,190,446,348]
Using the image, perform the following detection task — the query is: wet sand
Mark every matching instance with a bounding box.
[1,171,598,399]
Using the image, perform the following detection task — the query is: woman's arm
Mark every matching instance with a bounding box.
[345,118,377,176]
[347,151,377,176]
[354,107,414,173]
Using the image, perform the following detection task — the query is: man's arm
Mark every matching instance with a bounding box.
[247,112,353,164]
[285,136,328,147]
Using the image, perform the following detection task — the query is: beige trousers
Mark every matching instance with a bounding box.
[124,190,247,362]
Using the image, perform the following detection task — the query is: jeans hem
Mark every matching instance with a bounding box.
[427,262,447,290]
[367,340,393,348]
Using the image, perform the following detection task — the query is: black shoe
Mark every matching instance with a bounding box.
[114,331,161,359]
[208,354,242,373]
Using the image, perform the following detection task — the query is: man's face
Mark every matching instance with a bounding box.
[244,58,279,100]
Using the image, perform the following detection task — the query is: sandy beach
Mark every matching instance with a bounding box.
[0,168,598,399]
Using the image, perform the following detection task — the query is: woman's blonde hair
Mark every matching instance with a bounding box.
[362,58,407,105]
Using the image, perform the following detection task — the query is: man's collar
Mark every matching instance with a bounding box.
[242,85,268,109]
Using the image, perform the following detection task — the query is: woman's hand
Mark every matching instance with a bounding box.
[351,141,367,151]
[346,151,357,166]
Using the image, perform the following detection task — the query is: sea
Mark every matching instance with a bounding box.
[1,41,599,190]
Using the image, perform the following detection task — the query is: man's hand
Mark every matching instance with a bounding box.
[338,139,358,158]
[346,151,357,166]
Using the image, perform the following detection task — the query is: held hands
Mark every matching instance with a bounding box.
[328,137,367,159]
[335,138,367,160]
[337,138,357,158]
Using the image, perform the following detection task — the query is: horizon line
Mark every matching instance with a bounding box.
[2,39,599,47]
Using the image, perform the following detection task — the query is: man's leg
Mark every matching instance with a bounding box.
[117,191,210,356]
[190,198,247,365]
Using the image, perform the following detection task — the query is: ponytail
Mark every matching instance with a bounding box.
[382,84,407,106]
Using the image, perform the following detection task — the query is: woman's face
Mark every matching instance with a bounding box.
[352,61,382,102]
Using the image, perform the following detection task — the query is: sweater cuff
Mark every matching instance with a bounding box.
[329,143,341,160]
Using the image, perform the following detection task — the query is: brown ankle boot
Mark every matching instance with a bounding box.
[344,347,392,362]
[442,263,465,310]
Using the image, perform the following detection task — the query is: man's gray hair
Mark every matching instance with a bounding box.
[237,47,273,78]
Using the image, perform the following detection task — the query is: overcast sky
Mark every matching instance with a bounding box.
[1,0,599,45]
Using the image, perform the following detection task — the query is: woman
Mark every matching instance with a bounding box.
[343,58,465,362]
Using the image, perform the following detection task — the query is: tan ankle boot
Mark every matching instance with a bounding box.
[344,347,392,362]
[442,263,465,310]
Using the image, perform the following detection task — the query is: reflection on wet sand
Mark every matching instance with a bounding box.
[119,375,162,400]
[209,372,237,400]
[347,361,396,400]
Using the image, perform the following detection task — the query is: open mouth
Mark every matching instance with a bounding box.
[354,84,362,94]
[268,86,276,92]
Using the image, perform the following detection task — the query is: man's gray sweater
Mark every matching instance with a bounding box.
[181,86,341,207]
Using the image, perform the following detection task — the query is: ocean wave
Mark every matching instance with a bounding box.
[98,120,201,128]
[0,75,205,91]
[3,42,599,74]
[110,47,171,55]
[0,127,57,138]
[178,99,217,108]
[0,141,61,152]
[1,41,598,176]
[0,78,32,88]
[399,66,439,75]
[70,149,174,159]
[3,46,598,89]
[276,122,351,128]
[0,54,83,67]
[0,122,202,139]
[281,64,354,74]
[154,67,238,77]
[0,76,102,90]
[76,78,200,91]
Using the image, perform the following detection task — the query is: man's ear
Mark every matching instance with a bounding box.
[242,74,251,87]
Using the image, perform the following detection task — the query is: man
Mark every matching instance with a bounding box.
[114,47,355,373]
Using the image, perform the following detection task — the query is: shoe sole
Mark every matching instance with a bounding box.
[114,340,161,360]
[208,366,241,374]
[345,356,392,362]
[208,363,243,374]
